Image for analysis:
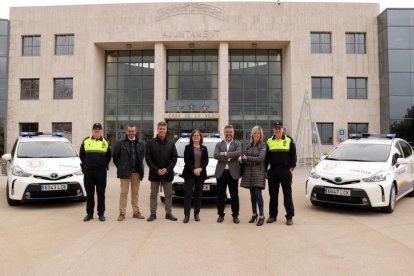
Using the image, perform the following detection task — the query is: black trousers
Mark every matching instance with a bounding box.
[183,176,203,216]
[217,170,239,217]
[84,169,107,216]
[268,168,294,219]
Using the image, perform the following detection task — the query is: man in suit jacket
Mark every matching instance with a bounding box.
[214,125,242,224]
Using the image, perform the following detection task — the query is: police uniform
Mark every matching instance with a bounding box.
[80,133,111,219]
[265,133,297,221]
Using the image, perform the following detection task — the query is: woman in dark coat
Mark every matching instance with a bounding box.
[181,129,209,223]
[240,126,267,226]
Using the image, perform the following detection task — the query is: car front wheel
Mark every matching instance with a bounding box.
[6,183,20,206]
[381,185,396,213]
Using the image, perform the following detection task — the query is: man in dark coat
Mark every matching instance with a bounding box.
[113,123,145,221]
[145,121,178,222]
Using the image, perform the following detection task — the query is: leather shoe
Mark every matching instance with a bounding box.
[217,215,224,223]
[117,214,125,221]
[183,216,189,223]
[133,212,145,219]
[257,216,265,226]
[266,216,277,223]
[165,213,177,221]
[147,214,157,222]
[194,214,200,222]
[83,214,93,222]
[286,218,293,225]
[99,215,106,222]
[233,216,240,224]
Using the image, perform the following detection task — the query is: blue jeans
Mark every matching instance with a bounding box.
[250,187,264,216]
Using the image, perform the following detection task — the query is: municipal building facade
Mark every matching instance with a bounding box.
[5,2,395,152]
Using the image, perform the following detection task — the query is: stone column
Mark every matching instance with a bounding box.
[154,43,166,134]
[218,42,229,134]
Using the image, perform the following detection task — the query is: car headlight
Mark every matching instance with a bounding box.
[74,168,83,176]
[362,170,387,182]
[309,168,321,179]
[12,165,32,177]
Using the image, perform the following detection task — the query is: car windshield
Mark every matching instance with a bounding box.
[17,141,78,158]
[326,143,391,162]
[175,141,217,158]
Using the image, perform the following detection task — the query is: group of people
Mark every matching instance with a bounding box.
[79,120,297,226]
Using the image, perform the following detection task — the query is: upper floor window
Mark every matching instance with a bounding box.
[54,78,73,99]
[312,77,332,99]
[21,79,39,100]
[22,35,40,56]
[311,32,331,53]
[55,34,74,55]
[346,32,366,54]
[347,77,367,99]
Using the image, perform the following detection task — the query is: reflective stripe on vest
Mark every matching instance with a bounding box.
[266,136,292,152]
[83,137,109,153]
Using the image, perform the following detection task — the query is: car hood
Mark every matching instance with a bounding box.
[315,160,386,180]
[174,158,218,177]
[18,158,81,174]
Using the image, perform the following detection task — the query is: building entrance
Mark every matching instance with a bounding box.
[166,120,219,141]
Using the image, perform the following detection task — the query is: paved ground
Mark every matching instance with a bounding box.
[1,165,414,276]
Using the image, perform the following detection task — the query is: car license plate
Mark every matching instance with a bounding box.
[325,187,350,196]
[41,184,68,191]
[203,184,210,191]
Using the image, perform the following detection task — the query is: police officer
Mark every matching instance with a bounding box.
[80,123,112,222]
[265,121,297,225]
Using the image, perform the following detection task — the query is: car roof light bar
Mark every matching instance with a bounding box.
[20,132,64,137]
[180,132,220,138]
[349,133,396,139]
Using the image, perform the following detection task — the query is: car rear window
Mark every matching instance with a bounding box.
[17,141,78,158]
[326,143,391,162]
[175,141,217,158]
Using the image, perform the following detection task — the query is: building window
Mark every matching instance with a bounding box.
[346,32,366,54]
[229,49,282,140]
[166,49,218,113]
[311,32,331,53]
[22,35,40,56]
[55,34,74,55]
[316,123,333,145]
[52,122,72,141]
[54,78,73,99]
[20,123,38,133]
[21,79,39,100]
[347,77,367,99]
[311,77,332,99]
[105,50,155,144]
[348,123,368,137]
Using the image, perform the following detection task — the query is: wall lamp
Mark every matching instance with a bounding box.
[189,43,195,48]
[251,43,257,48]
[126,43,132,49]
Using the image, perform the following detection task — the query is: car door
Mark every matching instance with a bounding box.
[392,142,411,197]
[398,140,414,193]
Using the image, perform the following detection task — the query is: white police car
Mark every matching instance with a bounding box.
[2,132,86,206]
[160,134,228,201]
[306,134,414,213]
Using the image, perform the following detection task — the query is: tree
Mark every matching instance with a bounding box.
[390,105,414,145]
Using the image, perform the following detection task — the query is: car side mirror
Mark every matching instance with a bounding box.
[1,153,11,162]
[392,153,400,166]
[396,157,409,165]
[319,155,327,161]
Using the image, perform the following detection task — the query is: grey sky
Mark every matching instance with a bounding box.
[0,0,413,19]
